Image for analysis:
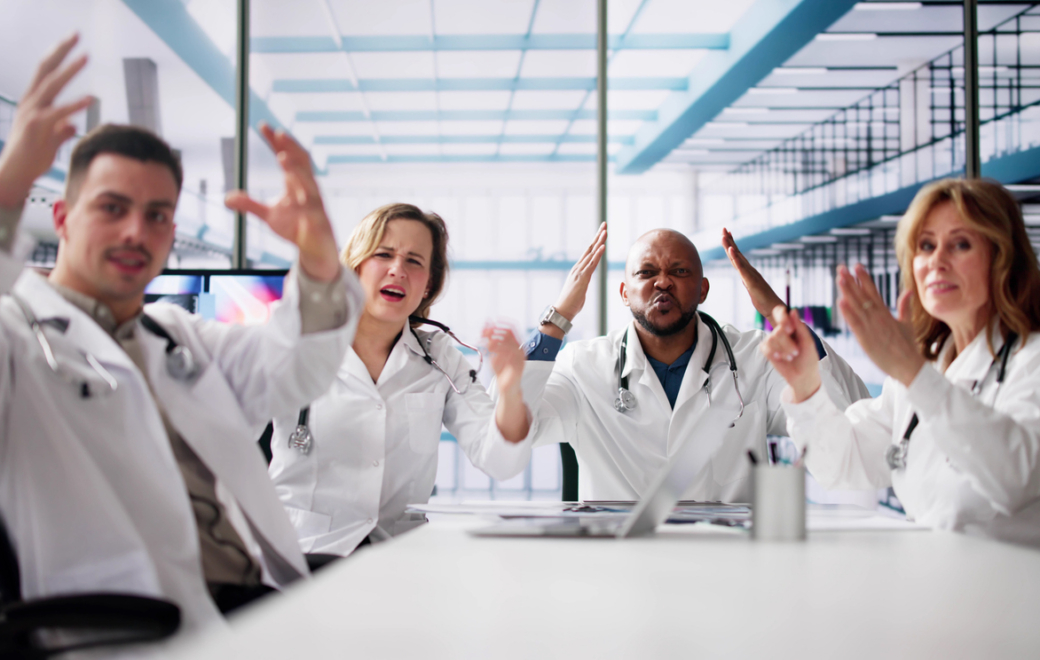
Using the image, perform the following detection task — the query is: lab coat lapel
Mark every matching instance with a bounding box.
[140,327,308,583]
[944,322,1007,390]
[625,323,672,413]
[671,315,712,416]
[12,272,135,374]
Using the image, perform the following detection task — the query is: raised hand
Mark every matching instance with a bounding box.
[0,34,93,209]
[722,227,785,318]
[837,264,923,387]
[224,123,340,282]
[483,323,525,395]
[544,222,607,338]
[482,323,529,443]
[760,305,822,402]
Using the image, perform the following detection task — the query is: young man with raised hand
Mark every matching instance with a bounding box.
[0,35,362,633]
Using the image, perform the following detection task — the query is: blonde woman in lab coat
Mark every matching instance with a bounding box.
[269,204,531,556]
[761,178,1040,547]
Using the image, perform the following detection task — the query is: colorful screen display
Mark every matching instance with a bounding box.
[209,275,285,325]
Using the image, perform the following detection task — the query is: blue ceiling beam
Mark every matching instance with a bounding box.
[298,109,655,122]
[614,0,859,175]
[120,0,285,134]
[252,34,729,53]
[315,134,633,145]
[272,77,688,93]
[327,154,612,164]
[699,144,1040,262]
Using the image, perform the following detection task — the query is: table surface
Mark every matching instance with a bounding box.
[165,507,1040,660]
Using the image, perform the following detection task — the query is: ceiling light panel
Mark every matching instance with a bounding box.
[380,143,442,156]
[568,119,645,135]
[630,0,757,33]
[329,0,431,35]
[440,143,499,156]
[433,0,535,34]
[438,91,513,111]
[436,51,523,78]
[511,90,590,110]
[529,0,597,33]
[520,50,597,77]
[250,0,329,36]
[374,121,440,136]
[362,91,438,111]
[608,50,707,77]
[498,143,558,156]
[504,120,572,135]
[786,35,963,68]
[251,53,348,80]
[273,92,366,111]
[438,121,506,135]
[583,90,672,110]
[349,52,436,79]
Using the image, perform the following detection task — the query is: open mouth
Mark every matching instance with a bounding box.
[380,285,406,302]
[106,251,149,275]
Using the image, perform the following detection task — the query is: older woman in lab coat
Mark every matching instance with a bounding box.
[762,178,1040,547]
[269,204,531,556]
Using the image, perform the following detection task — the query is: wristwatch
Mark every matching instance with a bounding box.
[539,305,573,335]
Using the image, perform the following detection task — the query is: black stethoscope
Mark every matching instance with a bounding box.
[886,331,1018,471]
[287,316,481,454]
[614,311,745,427]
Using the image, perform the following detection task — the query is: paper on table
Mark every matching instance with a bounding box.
[807,507,926,532]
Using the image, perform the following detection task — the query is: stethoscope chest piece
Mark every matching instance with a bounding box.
[886,440,908,470]
[288,423,313,454]
[165,345,198,382]
[614,388,637,413]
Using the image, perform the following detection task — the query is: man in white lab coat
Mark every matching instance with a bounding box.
[0,36,361,633]
[518,224,869,502]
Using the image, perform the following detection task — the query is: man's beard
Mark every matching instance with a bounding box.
[632,306,697,337]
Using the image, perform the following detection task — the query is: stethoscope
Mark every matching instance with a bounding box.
[614,311,745,427]
[288,316,482,454]
[886,331,1018,471]
[13,295,199,399]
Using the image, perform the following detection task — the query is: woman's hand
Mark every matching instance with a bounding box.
[837,264,924,387]
[723,227,785,318]
[760,305,822,402]
[543,223,607,339]
[0,34,92,209]
[482,324,529,443]
[224,123,341,282]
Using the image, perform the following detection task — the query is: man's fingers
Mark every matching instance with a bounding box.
[224,191,270,220]
[44,95,94,127]
[28,34,80,95]
[34,54,88,108]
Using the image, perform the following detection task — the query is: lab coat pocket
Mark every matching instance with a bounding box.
[284,506,332,551]
[405,392,444,454]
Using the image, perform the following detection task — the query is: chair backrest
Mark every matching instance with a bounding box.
[560,443,579,502]
[0,515,21,604]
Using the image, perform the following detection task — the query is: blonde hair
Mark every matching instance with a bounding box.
[895,178,1040,360]
[340,203,449,321]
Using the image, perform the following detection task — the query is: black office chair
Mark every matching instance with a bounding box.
[0,516,181,659]
[560,443,579,502]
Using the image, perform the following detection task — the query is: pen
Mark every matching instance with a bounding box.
[747,450,759,466]
[768,440,779,465]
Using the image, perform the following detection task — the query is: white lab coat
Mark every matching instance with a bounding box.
[0,251,361,637]
[782,325,1040,547]
[517,317,870,502]
[269,327,532,556]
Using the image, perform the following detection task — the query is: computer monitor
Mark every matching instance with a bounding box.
[144,270,288,323]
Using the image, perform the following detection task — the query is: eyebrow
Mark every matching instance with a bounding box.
[94,191,176,209]
[377,245,427,260]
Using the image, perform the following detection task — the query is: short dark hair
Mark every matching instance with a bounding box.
[65,124,183,203]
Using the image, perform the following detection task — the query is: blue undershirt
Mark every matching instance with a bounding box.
[525,324,826,410]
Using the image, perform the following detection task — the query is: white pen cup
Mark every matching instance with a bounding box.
[751,465,806,541]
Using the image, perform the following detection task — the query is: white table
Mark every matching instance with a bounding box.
[166,508,1040,660]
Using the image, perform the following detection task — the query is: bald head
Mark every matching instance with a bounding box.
[621,229,708,338]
